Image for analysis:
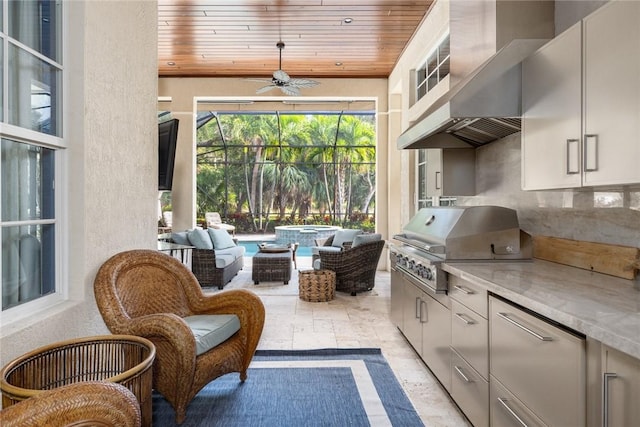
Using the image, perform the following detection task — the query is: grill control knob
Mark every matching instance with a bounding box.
[424,267,433,281]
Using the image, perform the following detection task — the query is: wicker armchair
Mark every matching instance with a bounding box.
[93,249,265,424]
[0,381,141,427]
[315,235,385,296]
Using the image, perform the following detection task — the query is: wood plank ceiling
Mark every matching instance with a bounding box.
[158,1,434,79]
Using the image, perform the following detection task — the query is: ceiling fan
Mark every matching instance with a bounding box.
[250,42,319,96]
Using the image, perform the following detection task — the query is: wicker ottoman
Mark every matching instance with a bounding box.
[298,269,336,302]
[0,335,155,427]
[252,250,292,284]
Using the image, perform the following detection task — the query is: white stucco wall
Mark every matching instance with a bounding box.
[0,1,158,364]
[387,0,451,231]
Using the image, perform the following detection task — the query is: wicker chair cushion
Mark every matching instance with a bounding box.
[208,228,236,249]
[214,246,245,268]
[187,228,213,249]
[331,229,362,248]
[183,314,241,356]
[171,231,190,245]
[311,246,342,256]
[352,233,382,247]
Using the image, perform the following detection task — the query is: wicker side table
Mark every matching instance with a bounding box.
[298,269,336,302]
[0,335,155,427]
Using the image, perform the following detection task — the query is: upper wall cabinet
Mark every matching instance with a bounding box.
[521,1,640,190]
[425,148,475,197]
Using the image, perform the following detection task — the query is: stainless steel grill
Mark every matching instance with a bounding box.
[390,206,532,293]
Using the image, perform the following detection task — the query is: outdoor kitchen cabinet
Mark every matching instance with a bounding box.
[600,345,640,427]
[522,0,640,190]
[489,296,586,427]
[400,273,452,392]
[425,148,475,197]
[449,276,489,427]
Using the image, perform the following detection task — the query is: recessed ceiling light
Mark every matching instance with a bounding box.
[335,62,343,66]
[167,61,176,66]
[343,18,353,24]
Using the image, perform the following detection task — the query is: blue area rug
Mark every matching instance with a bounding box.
[152,348,424,427]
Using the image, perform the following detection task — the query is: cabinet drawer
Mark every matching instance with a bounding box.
[490,296,586,427]
[451,299,488,379]
[490,375,547,427]
[451,350,489,427]
[449,275,487,317]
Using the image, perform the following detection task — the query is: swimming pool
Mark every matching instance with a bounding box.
[237,240,313,257]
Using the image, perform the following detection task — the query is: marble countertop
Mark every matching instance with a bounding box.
[442,259,640,359]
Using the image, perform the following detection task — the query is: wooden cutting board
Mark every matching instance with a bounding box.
[533,235,640,280]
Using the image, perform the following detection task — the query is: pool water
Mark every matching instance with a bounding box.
[237,240,313,257]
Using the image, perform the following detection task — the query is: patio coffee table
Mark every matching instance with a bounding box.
[252,249,292,285]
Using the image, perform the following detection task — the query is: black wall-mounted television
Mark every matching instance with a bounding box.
[158,118,179,191]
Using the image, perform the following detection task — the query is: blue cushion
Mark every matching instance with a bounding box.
[352,233,382,248]
[311,246,342,256]
[183,314,241,356]
[331,229,362,248]
[208,228,236,250]
[187,228,213,250]
[171,231,190,245]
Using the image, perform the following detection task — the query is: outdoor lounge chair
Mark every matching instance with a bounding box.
[314,233,385,296]
[205,212,235,236]
[93,249,265,424]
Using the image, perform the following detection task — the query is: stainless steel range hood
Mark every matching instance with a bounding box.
[398,38,548,150]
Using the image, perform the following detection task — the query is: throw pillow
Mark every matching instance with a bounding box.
[352,233,382,247]
[208,228,236,250]
[187,228,213,250]
[171,231,190,245]
[331,229,362,248]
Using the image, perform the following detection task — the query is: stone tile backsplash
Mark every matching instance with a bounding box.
[456,133,640,248]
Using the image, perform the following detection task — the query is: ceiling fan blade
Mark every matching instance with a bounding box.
[247,78,275,83]
[256,85,278,94]
[273,69,290,83]
[279,85,300,96]
[288,78,319,88]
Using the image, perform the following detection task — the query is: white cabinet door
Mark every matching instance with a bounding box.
[522,22,582,190]
[522,1,640,190]
[425,149,443,196]
[425,148,475,196]
[582,0,640,186]
[602,346,640,427]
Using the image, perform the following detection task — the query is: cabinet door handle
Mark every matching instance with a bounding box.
[603,372,618,427]
[453,284,474,295]
[497,397,529,427]
[454,312,476,325]
[420,300,428,323]
[435,171,441,190]
[566,138,580,174]
[454,365,473,383]
[496,312,553,341]
[415,297,421,319]
[584,134,598,172]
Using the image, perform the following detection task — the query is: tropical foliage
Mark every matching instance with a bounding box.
[195,112,376,233]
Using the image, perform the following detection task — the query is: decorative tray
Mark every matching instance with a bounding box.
[258,244,290,253]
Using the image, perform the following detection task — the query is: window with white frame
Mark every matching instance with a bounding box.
[1,0,62,311]
[416,34,450,102]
